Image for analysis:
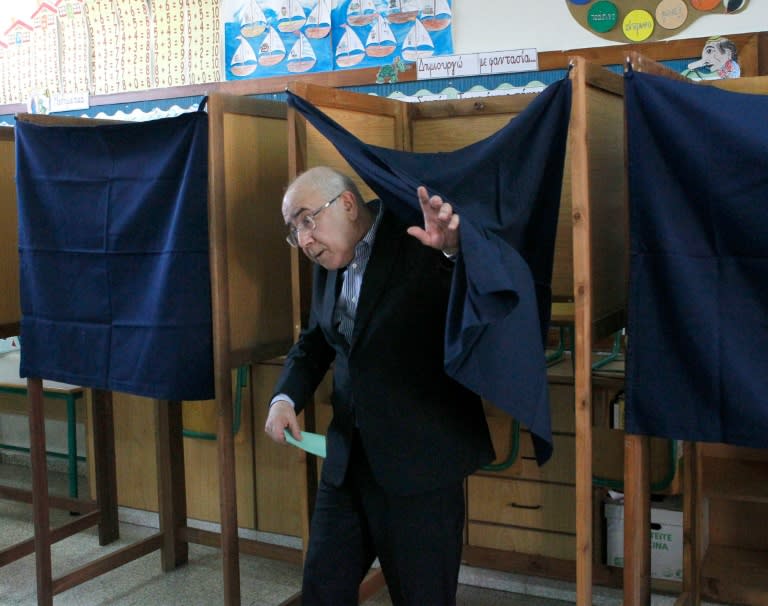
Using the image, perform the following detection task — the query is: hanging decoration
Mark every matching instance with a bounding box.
[565,0,749,43]
[222,0,454,80]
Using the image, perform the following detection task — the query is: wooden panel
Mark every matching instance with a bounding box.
[109,390,257,527]
[708,74,768,94]
[467,522,576,561]
[701,456,768,503]
[593,429,680,491]
[307,106,400,188]
[468,476,576,533]
[410,114,518,151]
[699,442,768,462]
[583,74,627,339]
[222,111,292,359]
[701,545,768,606]
[183,369,256,527]
[708,500,768,551]
[207,94,293,367]
[112,394,159,511]
[548,382,576,432]
[251,362,303,537]
[0,130,18,335]
[289,81,406,201]
[303,109,394,204]
[0,393,86,423]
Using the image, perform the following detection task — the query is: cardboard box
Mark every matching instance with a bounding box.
[604,497,683,581]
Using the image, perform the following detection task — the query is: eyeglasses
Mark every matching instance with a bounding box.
[285,192,343,247]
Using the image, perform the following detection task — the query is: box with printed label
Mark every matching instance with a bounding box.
[604,497,683,581]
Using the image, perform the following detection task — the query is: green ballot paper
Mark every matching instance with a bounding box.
[284,429,327,458]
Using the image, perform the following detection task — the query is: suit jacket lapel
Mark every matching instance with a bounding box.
[350,211,404,348]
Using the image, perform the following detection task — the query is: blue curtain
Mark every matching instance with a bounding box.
[625,69,768,447]
[16,110,214,401]
[288,79,572,464]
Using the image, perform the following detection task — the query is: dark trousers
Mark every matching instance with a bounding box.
[301,436,465,606]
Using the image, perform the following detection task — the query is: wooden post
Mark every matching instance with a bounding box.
[28,377,53,606]
[623,434,651,605]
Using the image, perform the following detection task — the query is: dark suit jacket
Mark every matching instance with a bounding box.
[274,209,494,496]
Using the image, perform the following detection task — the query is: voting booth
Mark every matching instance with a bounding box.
[621,53,768,606]
[6,94,293,606]
[284,71,636,606]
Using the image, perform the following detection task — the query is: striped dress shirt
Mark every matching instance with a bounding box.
[334,201,383,343]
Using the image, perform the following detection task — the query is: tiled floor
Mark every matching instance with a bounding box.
[0,458,590,606]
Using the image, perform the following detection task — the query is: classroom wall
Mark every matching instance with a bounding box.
[453,0,767,54]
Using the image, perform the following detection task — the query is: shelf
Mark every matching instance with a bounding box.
[702,456,768,503]
[701,545,768,605]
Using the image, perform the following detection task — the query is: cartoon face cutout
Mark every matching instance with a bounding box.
[686,37,740,78]
[698,40,731,71]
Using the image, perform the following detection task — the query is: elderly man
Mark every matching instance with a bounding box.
[265,166,494,606]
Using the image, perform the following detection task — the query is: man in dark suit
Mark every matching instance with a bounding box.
[265,166,494,606]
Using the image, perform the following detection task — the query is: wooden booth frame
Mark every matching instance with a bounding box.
[3,94,295,606]
[568,56,629,606]
[622,53,768,606]
[285,72,631,606]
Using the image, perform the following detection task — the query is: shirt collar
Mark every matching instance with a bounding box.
[355,200,383,257]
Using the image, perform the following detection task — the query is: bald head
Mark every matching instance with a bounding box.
[282,167,375,269]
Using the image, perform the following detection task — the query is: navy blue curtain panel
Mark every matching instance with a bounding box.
[16,111,214,401]
[287,78,572,464]
[625,69,768,447]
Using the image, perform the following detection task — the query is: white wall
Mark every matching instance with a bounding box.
[453,0,767,54]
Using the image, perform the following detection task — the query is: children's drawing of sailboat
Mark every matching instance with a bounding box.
[347,0,377,27]
[239,1,267,38]
[304,0,331,39]
[258,26,286,66]
[420,0,451,31]
[385,0,419,24]
[335,25,365,68]
[230,35,258,76]
[401,18,434,61]
[277,0,306,33]
[365,16,396,58]
[287,32,317,72]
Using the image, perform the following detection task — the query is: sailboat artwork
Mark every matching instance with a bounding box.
[384,0,419,24]
[258,26,286,66]
[230,35,258,76]
[335,24,365,68]
[420,0,452,31]
[239,1,268,37]
[346,0,377,27]
[226,0,453,79]
[401,17,434,61]
[277,0,307,33]
[304,0,331,39]
[365,16,396,58]
[287,32,318,72]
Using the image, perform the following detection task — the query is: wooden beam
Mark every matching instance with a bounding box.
[623,434,651,606]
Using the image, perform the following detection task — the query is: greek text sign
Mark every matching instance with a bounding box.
[417,48,539,80]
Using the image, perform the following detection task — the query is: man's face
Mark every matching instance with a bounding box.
[283,190,357,270]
